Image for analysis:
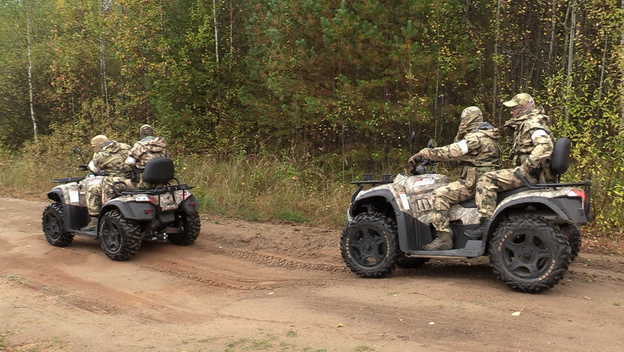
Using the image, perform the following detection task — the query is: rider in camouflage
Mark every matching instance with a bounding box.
[409,106,500,250]
[125,124,168,189]
[86,135,132,219]
[464,93,554,239]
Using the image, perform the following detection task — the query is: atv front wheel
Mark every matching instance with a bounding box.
[99,209,142,261]
[489,215,571,293]
[42,203,74,247]
[168,212,201,246]
[561,224,582,262]
[340,212,399,278]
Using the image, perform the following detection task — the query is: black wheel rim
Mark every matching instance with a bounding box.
[43,211,62,240]
[348,226,388,267]
[101,220,122,252]
[501,232,552,278]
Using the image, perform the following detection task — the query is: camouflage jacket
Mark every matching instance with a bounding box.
[92,141,132,177]
[507,107,554,168]
[129,136,168,170]
[426,122,501,184]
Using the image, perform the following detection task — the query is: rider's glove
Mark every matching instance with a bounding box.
[409,148,431,165]
[519,163,541,180]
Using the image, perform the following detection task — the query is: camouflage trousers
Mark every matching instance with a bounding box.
[474,167,536,219]
[86,176,127,216]
[430,180,476,233]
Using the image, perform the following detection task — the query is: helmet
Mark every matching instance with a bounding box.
[91,135,109,153]
[139,124,154,138]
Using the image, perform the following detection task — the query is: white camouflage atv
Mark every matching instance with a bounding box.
[341,137,591,293]
[42,156,201,261]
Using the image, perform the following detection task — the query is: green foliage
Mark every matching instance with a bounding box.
[0,0,623,235]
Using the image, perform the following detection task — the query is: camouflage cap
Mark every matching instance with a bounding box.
[503,93,534,107]
[91,135,109,152]
[139,124,154,138]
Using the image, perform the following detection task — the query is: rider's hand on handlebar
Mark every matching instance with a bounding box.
[408,154,423,165]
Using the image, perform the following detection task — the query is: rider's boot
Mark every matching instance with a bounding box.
[82,216,98,231]
[464,217,489,239]
[423,231,453,251]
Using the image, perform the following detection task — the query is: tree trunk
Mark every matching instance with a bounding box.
[621,0,624,127]
[229,0,233,70]
[213,0,219,63]
[564,0,576,124]
[492,0,501,125]
[26,12,37,143]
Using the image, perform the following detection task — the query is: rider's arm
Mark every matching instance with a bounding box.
[425,133,481,162]
[526,129,553,168]
[88,160,100,173]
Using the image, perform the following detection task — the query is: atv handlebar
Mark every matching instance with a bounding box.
[410,159,436,176]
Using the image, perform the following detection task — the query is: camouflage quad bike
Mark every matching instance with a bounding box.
[341,138,591,293]
[42,157,201,261]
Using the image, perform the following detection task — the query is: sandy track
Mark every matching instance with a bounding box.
[1,197,623,352]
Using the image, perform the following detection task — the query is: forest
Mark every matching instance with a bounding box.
[0,0,622,235]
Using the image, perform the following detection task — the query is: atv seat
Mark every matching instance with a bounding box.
[549,137,571,182]
[459,187,530,208]
[143,158,175,184]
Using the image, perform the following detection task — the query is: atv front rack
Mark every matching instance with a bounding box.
[53,176,87,183]
[350,174,395,203]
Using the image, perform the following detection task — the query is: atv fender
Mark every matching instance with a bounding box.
[47,188,65,204]
[180,194,200,214]
[350,188,430,253]
[489,194,588,233]
[102,199,156,221]
[47,189,90,231]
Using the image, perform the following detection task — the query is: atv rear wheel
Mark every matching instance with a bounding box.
[42,203,74,247]
[100,209,142,261]
[561,224,582,262]
[489,215,571,293]
[340,212,399,278]
[168,212,201,246]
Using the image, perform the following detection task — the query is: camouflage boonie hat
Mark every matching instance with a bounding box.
[91,135,109,152]
[503,93,534,107]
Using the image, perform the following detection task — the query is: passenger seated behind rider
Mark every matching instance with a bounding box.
[86,135,132,222]
[464,93,554,240]
[408,107,500,251]
[124,124,168,189]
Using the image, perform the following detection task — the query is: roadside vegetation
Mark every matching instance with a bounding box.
[0,0,622,244]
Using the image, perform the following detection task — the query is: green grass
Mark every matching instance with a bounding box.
[0,149,355,228]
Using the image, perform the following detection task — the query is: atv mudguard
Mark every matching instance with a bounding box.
[101,192,199,221]
[489,190,589,231]
[180,194,200,214]
[349,188,434,255]
[102,198,157,221]
[47,187,91,231]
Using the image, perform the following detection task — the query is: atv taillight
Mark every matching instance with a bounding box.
[149,196,159,205]
[567,189,586,205]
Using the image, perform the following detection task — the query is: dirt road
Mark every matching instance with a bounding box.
[1,198,623,352]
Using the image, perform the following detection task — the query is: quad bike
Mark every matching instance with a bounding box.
[42,156,201,261]
[340,137,591,293]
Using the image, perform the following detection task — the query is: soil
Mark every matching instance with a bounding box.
[1,197,623,352]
